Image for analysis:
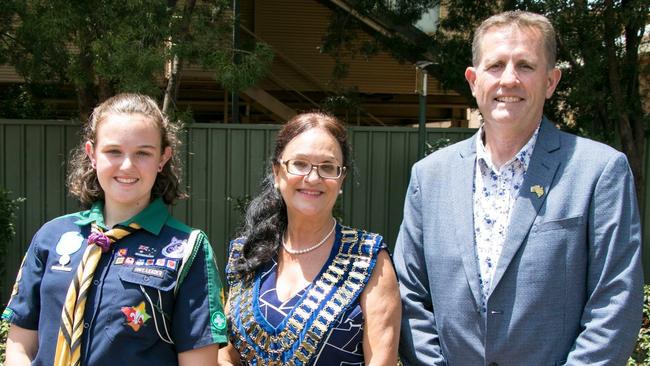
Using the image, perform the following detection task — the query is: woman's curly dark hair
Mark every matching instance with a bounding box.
[67,93,187,208]
[231,112,353,276]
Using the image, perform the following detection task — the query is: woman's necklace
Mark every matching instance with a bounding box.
[282,219,337,255]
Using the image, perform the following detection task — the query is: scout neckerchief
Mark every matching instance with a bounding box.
[54,222,141,366]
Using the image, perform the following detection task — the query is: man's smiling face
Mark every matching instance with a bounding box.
[465,25,561,135]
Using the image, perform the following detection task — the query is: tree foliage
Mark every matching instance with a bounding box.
[0,188,24,323]
[0,0,273,120]
[322,0,649,198]
[629,285,650,365]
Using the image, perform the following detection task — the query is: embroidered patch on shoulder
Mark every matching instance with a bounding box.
[132,266,164,278]
[121,301,151,331]
[211,311,227,330]
[161,237,187,259]
[2,308,14,320]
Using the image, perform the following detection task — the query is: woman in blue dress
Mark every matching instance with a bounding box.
[219,112,401,366]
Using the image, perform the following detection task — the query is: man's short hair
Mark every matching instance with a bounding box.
[472,10,557,69]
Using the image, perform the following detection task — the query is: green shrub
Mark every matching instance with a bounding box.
[0,319,8,365]
[629,285,650,365]
[0,188,23,366]
[0,188,24,299]
[0,188,23,247]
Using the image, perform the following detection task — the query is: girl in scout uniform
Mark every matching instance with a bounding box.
[3,93,227,366]
[218,112,401,366]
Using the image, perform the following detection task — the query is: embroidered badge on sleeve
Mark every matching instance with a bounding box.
[211,311,227,331]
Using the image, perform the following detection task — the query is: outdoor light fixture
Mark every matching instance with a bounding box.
[415,61,434,158]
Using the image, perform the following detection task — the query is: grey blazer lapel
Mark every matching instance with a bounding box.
[489,119,561,294]
[454,135,482,309]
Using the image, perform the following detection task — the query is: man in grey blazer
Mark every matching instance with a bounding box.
[394,10,643,366]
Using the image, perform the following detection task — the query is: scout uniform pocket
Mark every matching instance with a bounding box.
[111,267,177,343]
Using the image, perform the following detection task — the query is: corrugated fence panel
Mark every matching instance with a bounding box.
[345,127,476,247]
[215,128,236,264]
[369,132,389,234]
[208,128,230,265]
[44,125,67,220]
[189,127,211,236]
[0,120,83,302]
[386,131,412,246]
[0,119,480,303]
[2,123,23,305]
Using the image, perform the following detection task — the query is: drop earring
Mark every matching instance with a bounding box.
[338,189,343,195]
[158,165,163,172]
[274,183,279,190]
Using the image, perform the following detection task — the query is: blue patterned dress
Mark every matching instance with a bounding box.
[226,224,386,366]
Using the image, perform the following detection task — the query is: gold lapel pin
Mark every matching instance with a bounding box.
[530,185,544,198]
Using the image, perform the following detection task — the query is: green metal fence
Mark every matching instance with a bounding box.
[0,119,474,302]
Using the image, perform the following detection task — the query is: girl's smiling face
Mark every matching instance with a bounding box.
[86,112,171,213]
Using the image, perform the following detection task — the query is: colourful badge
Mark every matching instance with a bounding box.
[135,244,157,258]
[117,248,128,257]
[211,311,227,330]
[135,259,145,266]
[114,257,125,265]
[121,301,151,332]
[530,185,545,198]
[155,258,166,267]
[145,259,154,266]
[2,308,14,321]
[166,259,177,270]
[125,257,135,265]
[161,237,187,259]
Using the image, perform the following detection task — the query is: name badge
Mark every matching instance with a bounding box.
[133,266,164,278]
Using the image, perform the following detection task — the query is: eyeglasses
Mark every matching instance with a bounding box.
[279,159,346,179]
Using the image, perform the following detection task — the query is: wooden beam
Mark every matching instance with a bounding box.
[242,85,296,121]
